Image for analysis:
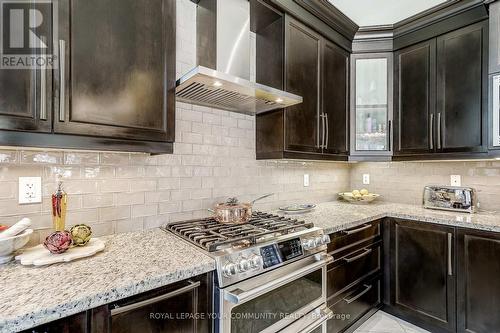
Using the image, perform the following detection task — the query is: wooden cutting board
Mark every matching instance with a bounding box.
[15,238,105,266]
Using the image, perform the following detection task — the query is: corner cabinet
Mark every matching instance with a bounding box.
[255,7,349,161]
[394,21,488,160]
[0,0,176,154]
[350,53,393,160]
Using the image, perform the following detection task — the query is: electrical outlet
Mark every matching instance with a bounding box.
[19,177,42,204]
[363,174,370,185]
[303,174,310,187]
[450,175,461,186]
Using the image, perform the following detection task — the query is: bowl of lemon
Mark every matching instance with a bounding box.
[338,189,380,204]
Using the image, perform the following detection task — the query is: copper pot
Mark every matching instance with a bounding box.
[210,194,273,224]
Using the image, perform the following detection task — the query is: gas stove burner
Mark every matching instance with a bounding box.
[163,211,314,252]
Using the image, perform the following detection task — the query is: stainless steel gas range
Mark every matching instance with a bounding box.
[163,212,333,333]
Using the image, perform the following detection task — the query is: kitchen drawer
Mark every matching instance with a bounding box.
[327,242,381,298]
[328,221,381,254]
[327,276,381,333]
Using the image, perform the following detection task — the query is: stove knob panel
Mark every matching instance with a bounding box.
[223,263,237,277]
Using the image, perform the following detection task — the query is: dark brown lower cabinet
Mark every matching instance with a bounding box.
[21,273,212,333]
[326,220,383,333]
[457,228,500,333]
[327,275,381,333]
[386,219,456,333]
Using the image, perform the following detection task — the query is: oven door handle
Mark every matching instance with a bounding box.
[224,254,333,304]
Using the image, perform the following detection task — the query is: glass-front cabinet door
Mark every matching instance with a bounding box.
[350,53,393,158]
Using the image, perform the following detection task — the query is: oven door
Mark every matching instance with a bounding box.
[216,252,332,333]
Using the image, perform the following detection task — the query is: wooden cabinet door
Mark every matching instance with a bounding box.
[0,60,52,133]
[436,21,488,153]
[389,219,456,332]
[394,39,436,155]
[457,229,500,333]
[284,16,321,153]
[322,39,349,155]
[55,0,175,142]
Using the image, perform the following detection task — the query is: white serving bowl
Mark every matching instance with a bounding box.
[0,228,33,264]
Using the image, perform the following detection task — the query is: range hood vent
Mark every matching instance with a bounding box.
[175,0,302,115]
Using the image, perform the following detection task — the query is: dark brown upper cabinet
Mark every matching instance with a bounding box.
[394,39,436,156]
[322,39,349,155]
[56,0,175,143]
[457,228,500,333]
[436,22,488,154]
[255,8,349,161]
[386,219,456,333]
[393,21,488,159]
[284,17,322,154]
[0,47,52,133]
[0,0,175,154]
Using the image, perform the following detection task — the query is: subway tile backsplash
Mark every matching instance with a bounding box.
[350,162,500,212]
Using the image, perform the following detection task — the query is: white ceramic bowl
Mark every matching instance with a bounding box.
[0,229,33,264]
[338,192,380,204]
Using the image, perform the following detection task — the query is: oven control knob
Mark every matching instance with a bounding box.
[303,238,316,250]
[249,255,263,268]
[322,234,331,245]
[223,263,237,277]
[238,259,251,272]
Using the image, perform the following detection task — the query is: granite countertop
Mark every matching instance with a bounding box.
[0,228,215,333]
[278,201,500,234]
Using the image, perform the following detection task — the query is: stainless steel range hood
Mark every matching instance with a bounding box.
[175,0,302,115]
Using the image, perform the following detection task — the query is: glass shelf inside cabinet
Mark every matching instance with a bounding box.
[355,58,388,151]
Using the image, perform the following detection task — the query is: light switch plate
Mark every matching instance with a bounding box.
[303,174,310,187]
[450,175,461,187]
[19,177,42,204]
[363,174,370,185]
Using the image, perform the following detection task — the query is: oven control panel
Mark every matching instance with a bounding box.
[260,238,303,268]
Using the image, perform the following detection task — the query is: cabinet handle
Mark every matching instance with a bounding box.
[39,36,47,120]
[342,224,371,235]
[437,112,442,149]
[387,120,391,151]
[343,284,372,304]
[321,113,326,149]
[448,233,452,276]
[430,114,434,150]
[110,280,200,316]
[325,112,329,149]
[343,248,372,263]
[59,40,66,122]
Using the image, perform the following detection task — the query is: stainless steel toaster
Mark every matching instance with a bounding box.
[423,185,477,213]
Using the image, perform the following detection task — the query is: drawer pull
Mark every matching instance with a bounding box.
[343,224,371,235]
[343,284,372,304]
[343,248,372,263]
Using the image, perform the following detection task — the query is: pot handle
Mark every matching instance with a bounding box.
[251,193,274,205]
[207,209,215,213]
